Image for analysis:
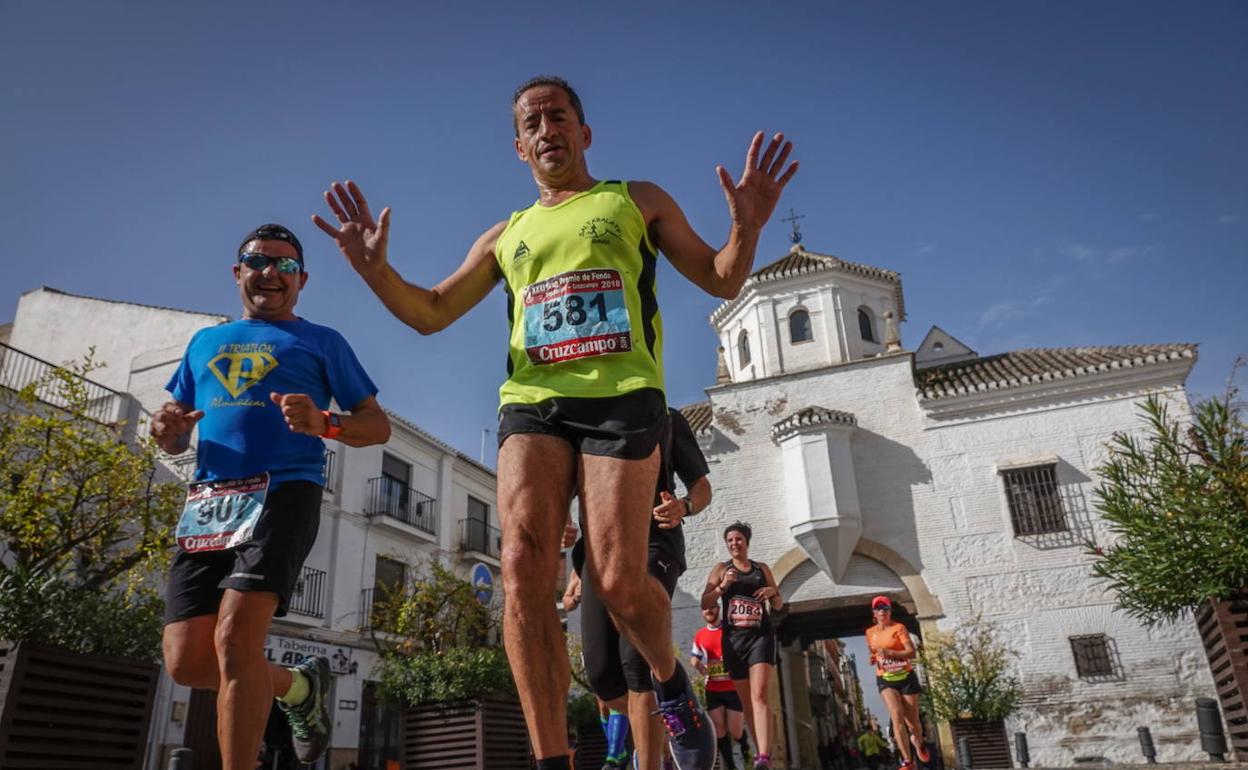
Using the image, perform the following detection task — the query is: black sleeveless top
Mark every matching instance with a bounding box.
[720,559,771,635]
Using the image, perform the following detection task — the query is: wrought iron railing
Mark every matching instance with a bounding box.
[460,518,502,559]
[323,448,337,493]
[288,566,327,619]
[366,476,438,535]
[0,342,126,423]
[359,588,375,631]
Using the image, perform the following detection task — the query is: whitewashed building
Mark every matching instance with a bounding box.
[670,245,1216,768]
[2,287,501,770]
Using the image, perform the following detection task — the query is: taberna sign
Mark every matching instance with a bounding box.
[265,633,355,675]
[472,562,494,605]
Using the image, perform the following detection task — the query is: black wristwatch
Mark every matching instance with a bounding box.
[681,496,694,516]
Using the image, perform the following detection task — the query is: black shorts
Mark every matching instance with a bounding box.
[581,547,681,700]
[497,387,667,460]
[163,480,322,625]
[705,688,743,713]
[723,630,776,680]
[877,670,923,695]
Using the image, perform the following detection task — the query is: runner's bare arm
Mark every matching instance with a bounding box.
[690,654,707,675]
[701,562,728,610]
[312,180,504,334]
[337,395,391,447]
[757,563,784,611]
[630,132,797,300]
[150,400,202,455]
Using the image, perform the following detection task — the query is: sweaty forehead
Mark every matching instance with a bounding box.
[243,239,299,258]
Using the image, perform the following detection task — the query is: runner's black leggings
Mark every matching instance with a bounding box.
[580,547,681,700]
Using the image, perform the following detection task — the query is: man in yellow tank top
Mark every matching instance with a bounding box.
[313,76,797,770]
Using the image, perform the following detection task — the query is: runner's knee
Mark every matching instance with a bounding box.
[163,636,217,687]
[213,617,265,678]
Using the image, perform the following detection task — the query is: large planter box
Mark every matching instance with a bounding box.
[949,719,1011,769]
[1196,593,1248,760]
[401,696,530,769]
[0,640,160,770]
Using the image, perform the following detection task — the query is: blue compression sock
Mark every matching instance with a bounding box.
[605,709,631,761]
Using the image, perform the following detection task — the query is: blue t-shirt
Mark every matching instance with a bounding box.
[166,319,378,485]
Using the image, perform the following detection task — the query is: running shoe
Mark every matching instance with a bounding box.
[752,754,772,769]
[277,655,332,763]
[653,680,716,770]
[912,738,931,764]
[899,761,916,770]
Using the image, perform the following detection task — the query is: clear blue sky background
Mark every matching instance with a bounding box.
[2,0,1243,721]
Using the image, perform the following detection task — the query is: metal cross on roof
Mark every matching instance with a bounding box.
[782,208,806,244]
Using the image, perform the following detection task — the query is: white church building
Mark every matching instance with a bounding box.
[669,243,1215,768]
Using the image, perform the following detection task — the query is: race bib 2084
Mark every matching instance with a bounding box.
[522,269,632,365]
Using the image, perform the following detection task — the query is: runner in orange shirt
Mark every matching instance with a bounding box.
[865,596,929,770]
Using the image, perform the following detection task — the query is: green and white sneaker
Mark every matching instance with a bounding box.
[277,655,332,763]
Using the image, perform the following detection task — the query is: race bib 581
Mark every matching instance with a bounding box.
[522,269,632,365]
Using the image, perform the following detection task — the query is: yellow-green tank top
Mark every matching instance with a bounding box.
[493,180,665,406]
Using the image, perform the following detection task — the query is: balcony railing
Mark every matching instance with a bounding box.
[460,518,502,559]
[288,566,327,619]
[0,342,127,424]
[359,588,376,631]
[323,448,337,493]
[366,476,438,535]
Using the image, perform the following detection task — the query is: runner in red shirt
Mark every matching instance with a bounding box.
[690,605,748,770]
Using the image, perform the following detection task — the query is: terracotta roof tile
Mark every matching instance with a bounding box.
[914,344,1197,400]
[678,400,713,434]
[771,406,857,443]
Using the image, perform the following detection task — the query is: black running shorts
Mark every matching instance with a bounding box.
[497,387,666,460]
[163,480,322,625]
[877,670,923,695]
[723,630,777,680]
[705,687,743,713]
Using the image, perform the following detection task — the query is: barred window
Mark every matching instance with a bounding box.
[1001,463,1067,535]
[1070,635,1114,678]
[738,330,751,367]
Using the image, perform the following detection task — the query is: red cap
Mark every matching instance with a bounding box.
[871,595,892,610]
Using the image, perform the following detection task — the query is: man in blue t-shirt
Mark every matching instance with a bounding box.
[150,224,390,770]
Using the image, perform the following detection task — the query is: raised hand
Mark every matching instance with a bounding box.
[716,131,799,233]
[150,401,204,453]
[311,180,392,279]
[269,392,327,436]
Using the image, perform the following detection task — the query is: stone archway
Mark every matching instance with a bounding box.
[772,535,943,620]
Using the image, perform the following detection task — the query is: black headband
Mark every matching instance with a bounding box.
[238,223,304,262]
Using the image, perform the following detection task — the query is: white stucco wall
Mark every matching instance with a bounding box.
[9,288,227,396]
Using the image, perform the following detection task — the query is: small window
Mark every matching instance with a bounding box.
[858,308,876,343]
[1070,635,1114,678]
[738,330,751,367]
[468,495,489,524]
[789,309,813,344]
[933,341,945,352]
[1002,464,1067,535]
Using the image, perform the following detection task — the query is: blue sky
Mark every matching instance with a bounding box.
[3,0,1243,723]
[4,0,1244,462]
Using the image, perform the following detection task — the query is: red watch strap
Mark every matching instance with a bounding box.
[321,411,343,439]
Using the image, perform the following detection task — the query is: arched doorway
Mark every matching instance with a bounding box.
[766,539,944,770]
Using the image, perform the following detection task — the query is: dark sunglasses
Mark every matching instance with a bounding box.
[238,252,303,274]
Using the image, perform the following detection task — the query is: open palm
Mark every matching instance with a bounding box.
[717,132,799,233]
[312,180,392,278]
